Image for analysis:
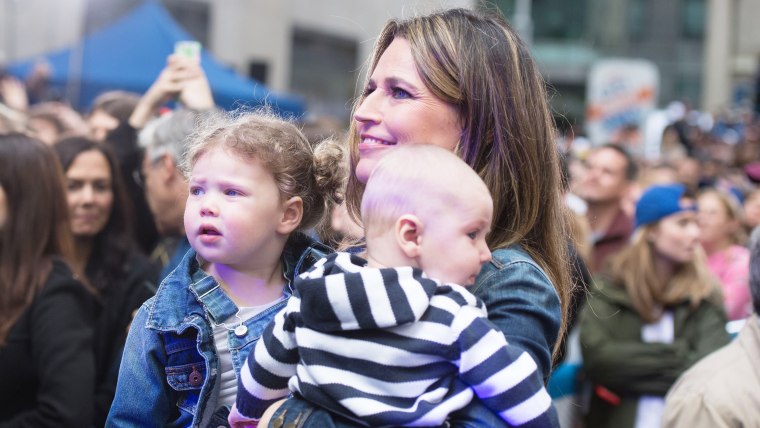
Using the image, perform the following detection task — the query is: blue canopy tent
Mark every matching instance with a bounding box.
[5,0,304,116]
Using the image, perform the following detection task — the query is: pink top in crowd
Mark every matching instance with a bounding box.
[707,245,751,320]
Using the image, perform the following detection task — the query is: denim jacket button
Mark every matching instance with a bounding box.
[188,365,203,387]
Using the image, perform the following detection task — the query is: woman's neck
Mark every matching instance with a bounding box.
[653,256,676,291]
[701,238,732,256]
[72,237,94,274]
[208,261,286,307]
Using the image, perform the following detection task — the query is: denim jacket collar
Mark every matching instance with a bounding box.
[145,231,332,332]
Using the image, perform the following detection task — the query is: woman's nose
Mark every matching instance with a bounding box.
[353,91,382,124]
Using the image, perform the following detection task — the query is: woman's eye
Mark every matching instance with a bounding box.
[391,87,411,99]
[94,182,111,192]
[67,181,82,191]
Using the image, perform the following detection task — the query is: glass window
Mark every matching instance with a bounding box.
[290,29,358,121]
[628,0,647,40]
[682,0,706,39]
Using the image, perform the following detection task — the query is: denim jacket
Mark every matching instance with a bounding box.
[469,245,561,382]
[106,233,330,428]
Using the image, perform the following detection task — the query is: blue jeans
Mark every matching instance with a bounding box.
[268,395,509,428]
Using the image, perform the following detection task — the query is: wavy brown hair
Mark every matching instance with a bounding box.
[181,109,346,237]
[344,8,572,356]
[0,133,76,344]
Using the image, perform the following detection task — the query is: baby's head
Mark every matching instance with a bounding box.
[361,145,493,285]
[180,110,344,265]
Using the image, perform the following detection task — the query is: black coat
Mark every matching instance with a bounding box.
[0,259,97,427]
[90,250,158,426]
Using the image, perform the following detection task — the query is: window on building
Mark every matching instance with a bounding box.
[628,0,647,40]
[682,0,706,39]
[481,0,587,41]
[290,29,358,122]
[162,0,209,46]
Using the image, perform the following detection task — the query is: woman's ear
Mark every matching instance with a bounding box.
[395,214,423,258]
[277,196,303,235]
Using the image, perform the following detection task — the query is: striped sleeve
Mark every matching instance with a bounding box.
[452,304,556,427]
[235,297,301,419]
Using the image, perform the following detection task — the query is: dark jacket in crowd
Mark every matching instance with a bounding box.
[0,259,97,427]
[579,276,730,428]
[91,250,158,426]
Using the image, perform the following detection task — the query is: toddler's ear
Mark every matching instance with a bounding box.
[396,214,423,258]
[277,196,303,235]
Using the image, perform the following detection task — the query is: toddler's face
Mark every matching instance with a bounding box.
[184,148,286,269]
[416,190,492,286]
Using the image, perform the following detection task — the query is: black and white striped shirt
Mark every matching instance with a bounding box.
[237,252,554,426]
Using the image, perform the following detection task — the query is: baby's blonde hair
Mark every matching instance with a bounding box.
[181,109,345,234]
[361,144,492,238]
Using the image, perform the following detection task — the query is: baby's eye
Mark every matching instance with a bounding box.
[189,186,203,196]
[224,189,242,197]
[467,231,478,240]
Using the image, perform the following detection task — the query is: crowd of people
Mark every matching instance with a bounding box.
[1,6,759,428]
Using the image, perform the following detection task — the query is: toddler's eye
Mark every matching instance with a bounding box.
[225,189,241,197]
[190,186,203,196]
[467,231,478,240]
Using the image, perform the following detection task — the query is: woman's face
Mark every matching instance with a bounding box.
[650,208,701,264]
[698,192,736,248]
[0,184,7,230]
[353,37,462,183]
[743,192,760,229]
[65,150,114,239]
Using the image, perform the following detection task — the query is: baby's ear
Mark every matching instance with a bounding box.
[277,196,304,235]
[395,214,423,258]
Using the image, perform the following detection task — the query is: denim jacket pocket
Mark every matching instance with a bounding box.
[163,330,206,416]
[166,362,206,415]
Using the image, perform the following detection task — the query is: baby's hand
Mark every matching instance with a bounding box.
[228,403,259,428]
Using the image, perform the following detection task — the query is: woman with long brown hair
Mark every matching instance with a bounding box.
[580,184,730,428]
[252,7,574,427]
[0,133,96,426]
[53,136,158,426]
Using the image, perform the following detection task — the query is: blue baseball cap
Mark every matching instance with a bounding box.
[635,184,697,229]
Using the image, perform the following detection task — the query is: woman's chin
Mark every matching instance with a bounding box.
[355,159,377,184]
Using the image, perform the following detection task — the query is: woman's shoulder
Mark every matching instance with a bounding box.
[477,245,552,286]
[44,258,90,295]
[35,258,97,315]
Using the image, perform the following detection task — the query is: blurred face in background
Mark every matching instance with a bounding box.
[0,185,6,230]
[698,192,739,252]
[87,109,120,142]
[650,207,701,265]
[579,147,630,205]
[65,149,114,238]
[743,191,760,230]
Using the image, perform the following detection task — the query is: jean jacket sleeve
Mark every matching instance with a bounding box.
[106,303,174,426]
[470,248,561,382]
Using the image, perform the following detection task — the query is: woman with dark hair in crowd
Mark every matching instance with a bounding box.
[580,184,730,428]
[53,136,158,426]
[0,133,97,427]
